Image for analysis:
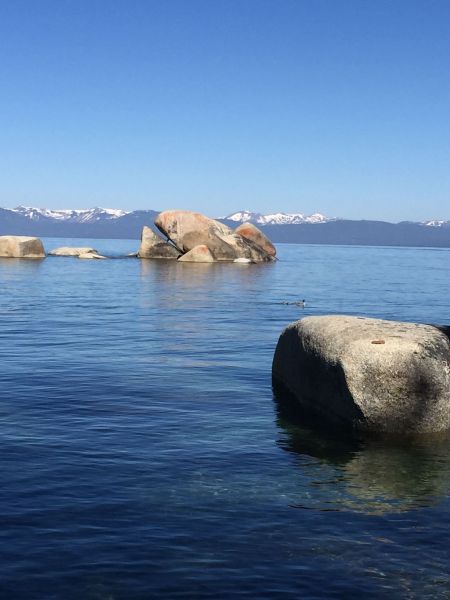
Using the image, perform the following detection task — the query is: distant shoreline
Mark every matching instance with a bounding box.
[2,207,450,248]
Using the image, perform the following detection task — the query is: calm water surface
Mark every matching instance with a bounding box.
[1,240,450,599]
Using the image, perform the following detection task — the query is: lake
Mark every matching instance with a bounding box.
[1,240,450,599]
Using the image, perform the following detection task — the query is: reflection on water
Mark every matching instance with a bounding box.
[274,389,450,514]
[0,257,44,272]
[2,240,450,598]
[140,256,275,286]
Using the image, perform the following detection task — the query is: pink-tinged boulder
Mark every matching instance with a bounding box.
[178,245,215,263]
[155,210,232,249]
[178,230,273,262]
[154,209,276,262]
[235,223,276,257]
[0,236,45,258]
[219,233,275,262]
[138,226,180,259]
[178,230,236,260]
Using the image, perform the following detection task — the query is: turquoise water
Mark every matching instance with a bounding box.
[1,240,450,599]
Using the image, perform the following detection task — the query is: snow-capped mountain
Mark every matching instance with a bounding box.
[10,206,129,223]
[422,219,450,227]
[225,210,333,225]
[2,205,450,247]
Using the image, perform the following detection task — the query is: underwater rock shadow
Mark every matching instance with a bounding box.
[273,381,450,514]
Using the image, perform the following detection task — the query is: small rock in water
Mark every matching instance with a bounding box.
[233,258,253,264]
[49,247,98,257]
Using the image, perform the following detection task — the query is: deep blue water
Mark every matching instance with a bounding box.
[1,240,450,599]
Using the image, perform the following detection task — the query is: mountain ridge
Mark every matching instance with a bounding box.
[1,206,450,247]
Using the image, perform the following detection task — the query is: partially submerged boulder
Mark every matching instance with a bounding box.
[235,223,276,257]
[272,315,450,435]
[178,244,215,262]
[49,247,98,257]
[0,236,45,258]
[138,226,180,259]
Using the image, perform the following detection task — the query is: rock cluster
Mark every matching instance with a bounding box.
[0,210,276,264]
[273,315,450,436]
[139,210,276,263]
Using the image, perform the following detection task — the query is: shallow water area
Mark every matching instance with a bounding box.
[1,240,450,599]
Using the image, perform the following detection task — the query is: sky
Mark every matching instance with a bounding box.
[0,0,449,221]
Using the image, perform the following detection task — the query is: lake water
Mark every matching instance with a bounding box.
[1,239,450,599]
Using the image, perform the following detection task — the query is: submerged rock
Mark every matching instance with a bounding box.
[0,236,45,258]
[138,226,180,259]
[178,244,215,262]
[235,223,276,257]
[272,315,450,435]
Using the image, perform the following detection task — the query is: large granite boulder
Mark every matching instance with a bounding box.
[178,230,237,260]
[155,210,232,249]
[178,245,215,262]
[272,315,450,435]
[48,247,98,257]
[0,236,45,258]
[138,226,180,259]
[235,223,276,257]
[154,210,275,262]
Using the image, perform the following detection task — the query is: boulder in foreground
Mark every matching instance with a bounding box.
[138,226,180,259]
[272,315,450,435]
[0,236,45,258]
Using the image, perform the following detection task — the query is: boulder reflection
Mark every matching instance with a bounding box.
[0,257,44,280]
[273,384,450,514]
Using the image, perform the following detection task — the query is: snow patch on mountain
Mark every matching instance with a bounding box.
[10,206,129,222]
[225,210,332,225]
[422,219,449,227]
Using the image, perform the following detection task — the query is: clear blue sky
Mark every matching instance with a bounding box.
[0,0,449,221]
